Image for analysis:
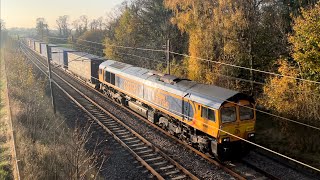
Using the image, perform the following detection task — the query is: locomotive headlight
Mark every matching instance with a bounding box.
[248,133,255,138]
[222,137,230,142]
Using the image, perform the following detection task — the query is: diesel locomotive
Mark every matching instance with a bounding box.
[25,38,256,159]
[98,60,256,159]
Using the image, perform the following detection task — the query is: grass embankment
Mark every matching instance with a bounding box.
[0,48,13,180]
[4,39,105,179]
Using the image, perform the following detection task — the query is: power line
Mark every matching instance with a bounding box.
[20,42,320,173]
[22,41,320,132]
[169,51,320,85]
[21,40,320,131]
[48,36,320,85]
[47,36,166,53]
[77,40,320,96]
[65,40,166,65]
[116,52,166,64]
[20,39,320,100]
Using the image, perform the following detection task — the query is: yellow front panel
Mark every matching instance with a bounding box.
[218,101,256,143]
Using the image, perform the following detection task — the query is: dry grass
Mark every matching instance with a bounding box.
[0,48,13,179]
[4,39,106,179]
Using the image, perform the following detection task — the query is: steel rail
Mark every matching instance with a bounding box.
[20,43,199,180]
[19,42,248,180]
[22,42,289,179]
[21,41,318,179]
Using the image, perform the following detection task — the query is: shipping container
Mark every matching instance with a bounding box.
[35,41,46,53]
[30,39,36,50]
[40,43,57,60]
[51,47,77,68]
[26,38,30,47]
[27,38,33,48]
[67,52,105,84]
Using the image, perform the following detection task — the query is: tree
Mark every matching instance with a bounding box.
[80,15,89,32]
[261,59,320,153]
[56,15,70,37]
[89,19,99,30]
[0,19,5,30]
[75,30,105,56]
[0,19,8,45]
[289,2,320,81]
[96,17,105,30]
[165,0,250,84]
[164,0,296,94]
[105,0,187,69]
[36,18,49,41]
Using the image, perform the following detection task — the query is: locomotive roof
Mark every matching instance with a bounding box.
[100,60,252,109]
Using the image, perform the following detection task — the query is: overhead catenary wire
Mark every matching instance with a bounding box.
[20,42,320,173]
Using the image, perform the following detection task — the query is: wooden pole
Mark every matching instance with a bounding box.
[46,44,56,114]
[166,39,170,75]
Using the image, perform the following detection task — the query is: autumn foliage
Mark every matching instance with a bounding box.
[289,3,320,81]
[42,0,320,168]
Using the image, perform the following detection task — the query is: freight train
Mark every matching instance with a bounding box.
[24,38,256,160]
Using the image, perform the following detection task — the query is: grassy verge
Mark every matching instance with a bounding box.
[0,48,13,179]
[4,39,105,179]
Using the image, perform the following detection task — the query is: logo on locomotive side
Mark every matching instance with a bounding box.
[123,79,140,94]
[154,92,170,109]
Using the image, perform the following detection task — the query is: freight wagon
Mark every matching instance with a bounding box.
[30,39,36,50]
[40,43,57,60]
[51,47,77,68]
[67,52,106,88]
[34,41,46,54]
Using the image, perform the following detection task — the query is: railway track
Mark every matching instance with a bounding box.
[19,42,300,179]
[19,43,199,180]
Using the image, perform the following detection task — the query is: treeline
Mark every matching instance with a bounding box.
[33,0,320,167]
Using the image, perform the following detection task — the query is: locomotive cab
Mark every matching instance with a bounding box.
[213,98,256,159]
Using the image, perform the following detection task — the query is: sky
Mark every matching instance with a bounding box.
[1,0,126,28]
